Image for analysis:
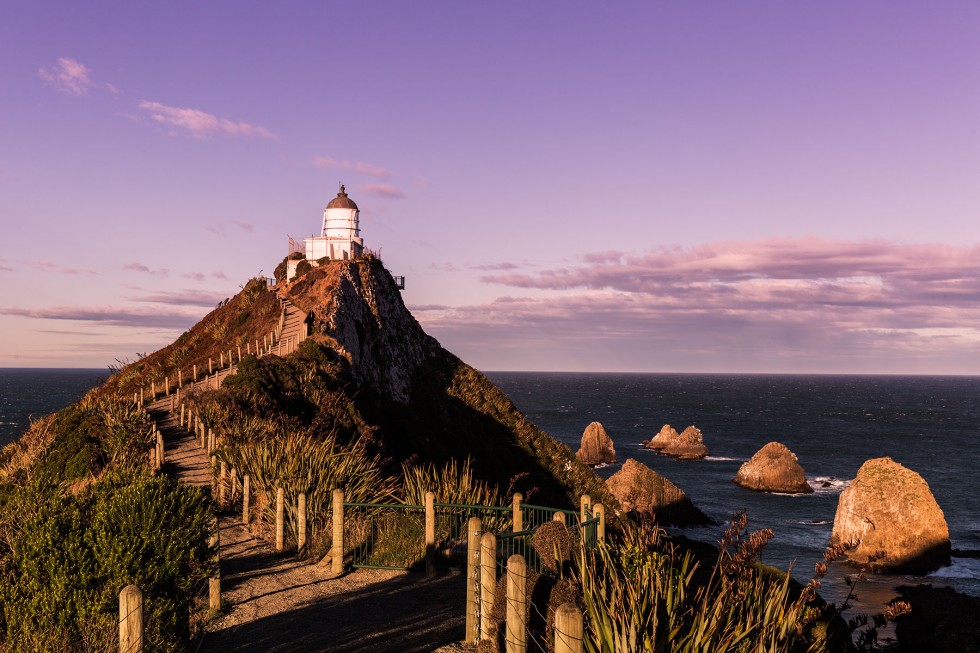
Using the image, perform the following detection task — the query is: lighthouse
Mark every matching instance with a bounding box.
[286,184,366,280]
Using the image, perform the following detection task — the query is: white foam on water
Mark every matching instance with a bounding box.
[932,556,980,580]
[704,456,743,462]
[809,476,850,495]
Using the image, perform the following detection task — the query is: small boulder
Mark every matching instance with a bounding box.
[605,459,711,526]
[829,457,950,573]
[576,421,616,465]
[734,442,813,494]
[645,424,708,460]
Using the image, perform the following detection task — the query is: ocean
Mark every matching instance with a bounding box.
[3,368,978,610]
[0,369,105,445]
[485,372,980,608]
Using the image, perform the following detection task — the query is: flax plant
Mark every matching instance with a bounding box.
[216,430,396,546]
[578,516,826,653]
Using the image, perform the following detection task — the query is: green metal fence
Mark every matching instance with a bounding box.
[343,498,601,572]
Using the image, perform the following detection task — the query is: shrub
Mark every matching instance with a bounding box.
[0,472,213,653]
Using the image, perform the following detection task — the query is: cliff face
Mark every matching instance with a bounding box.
[290,260,437,403]
[283,258,617,508]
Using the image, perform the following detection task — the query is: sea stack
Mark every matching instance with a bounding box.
[644,424,708,460]
[734,442,813,494]
[605,459,711,526]
[829,457,950,573]
[575,421,617,466]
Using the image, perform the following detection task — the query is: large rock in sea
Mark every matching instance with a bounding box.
[734,442,813,494]
[606,459,711,526]
[576,421,616,466]
[644,424,709,460]
[830,457,950,573]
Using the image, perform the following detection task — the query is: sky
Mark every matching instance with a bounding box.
[1,2,979,374]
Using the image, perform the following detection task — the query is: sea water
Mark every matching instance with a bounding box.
[0,368,105,446]
[486,372,980,608]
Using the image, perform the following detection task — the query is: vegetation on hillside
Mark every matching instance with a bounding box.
[0,396,213,653]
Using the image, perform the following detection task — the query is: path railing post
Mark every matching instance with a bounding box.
[512,492,523,532]
[553,512,566,525]
[594,503,605,542]
[218,461,227,508]
[298,492,307,552]
[332,489,344,574]
[580,494,591,522]
[424,491,435,575]
[242,474,251,524]
[275,487,285,551]
[506,554,527,653]
[480,532,497,642]
[209,518,221,611]
[119,584,144,653]
[554,602,583,653]
[465,516,482,644]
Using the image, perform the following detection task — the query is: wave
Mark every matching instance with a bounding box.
[704,456,744,462]
[930,557,980,580]
[809,477,850,494]
[791,519,831,526]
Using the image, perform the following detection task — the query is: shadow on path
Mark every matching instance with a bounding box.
[203,571,465,652]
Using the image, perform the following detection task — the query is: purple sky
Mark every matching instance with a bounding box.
[2,2,979,373]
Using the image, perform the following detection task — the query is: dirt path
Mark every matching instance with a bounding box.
[146,306,468,651]
[202,514,466,651]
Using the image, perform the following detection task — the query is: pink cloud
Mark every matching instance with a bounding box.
[311,155,394,179]
[123,262,169,277]
[139,101,275,139]
[129,290,226,307]
[357,183,405,199]
[471,262,520,271]
[29,261,97,275]
[0,305,200,329]
[416,237,980,372]
[232,220,253,232]
[38,58,98,95]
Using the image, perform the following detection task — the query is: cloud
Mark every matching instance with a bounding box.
[0,305,200,329]
[0,263,13,272]
[128,290,227,307]
[123,262,169,277]
[311,156,393,179]
[417,238,980,372]
[38,58,100,95]
[471,262,520,271]
[356,183,405,199]
[139,101,275,139]
[181,270,229,282]
[232,220,253,232]
[29,261,97,275]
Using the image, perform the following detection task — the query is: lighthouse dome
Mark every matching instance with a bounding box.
[326,184,358,211]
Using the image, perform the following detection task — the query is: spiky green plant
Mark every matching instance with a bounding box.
[577,516,827,653]
[401,457,503,507]
[216,430,396,549]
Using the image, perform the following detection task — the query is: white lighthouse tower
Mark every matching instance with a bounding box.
[287,184,366,281]
[308,184,364,261]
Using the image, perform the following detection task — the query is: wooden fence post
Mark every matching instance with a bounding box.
[119,584,144,653]
[593,503,605,542]
[193,364,197,381]
[209,518,221,611]
[237,345,241,361]
[298,492,307,551]
[230,468,238,503]
[275,487,285,551]
[156,430,164,467]
[219,461,227,507]
[180,403,185,427]
[480,532,497,642]
[139,387,144,405]
[553,512,566,525]
[465,516,482,644]
[151,381,155,398]
[512,492,523,532]
[424,491,435,575]
[506,554,527,653]
[242,475,250,524]
[165,376,170,396]
[332,489,344,574]
[554,602,583,653]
